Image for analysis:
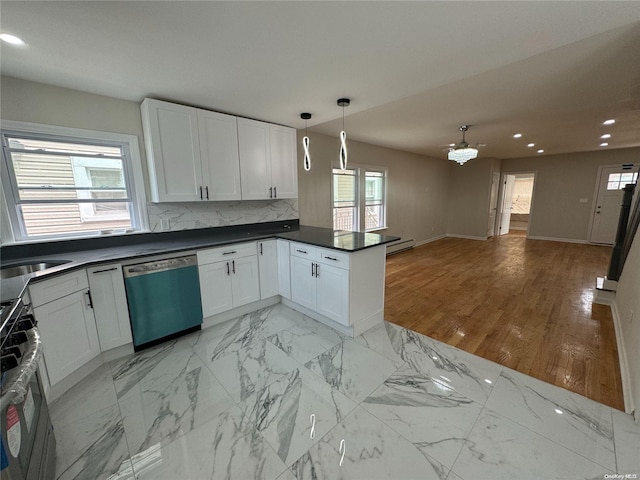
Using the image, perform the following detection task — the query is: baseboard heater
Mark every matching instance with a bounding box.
[386,238,415,255]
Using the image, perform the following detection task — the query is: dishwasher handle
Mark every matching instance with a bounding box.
[124,255,197,277]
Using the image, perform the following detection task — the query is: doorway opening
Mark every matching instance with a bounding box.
[497,173,536,237]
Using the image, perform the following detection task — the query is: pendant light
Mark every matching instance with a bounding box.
[300,112,312,171]
[337,98,350,170]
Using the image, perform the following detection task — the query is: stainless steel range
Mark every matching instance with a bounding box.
[1,298,56,480]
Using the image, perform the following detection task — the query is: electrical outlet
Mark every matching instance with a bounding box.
[161,218,171,230]
[579,198,588,203]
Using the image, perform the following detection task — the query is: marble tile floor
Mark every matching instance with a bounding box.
[50,304,640,480]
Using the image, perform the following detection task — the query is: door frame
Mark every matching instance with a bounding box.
[495,171,537,238]
[587,163,639,245]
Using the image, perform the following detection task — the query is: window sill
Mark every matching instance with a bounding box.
[4,228,150,246]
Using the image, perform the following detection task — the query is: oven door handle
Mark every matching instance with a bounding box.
[0,328,43,406]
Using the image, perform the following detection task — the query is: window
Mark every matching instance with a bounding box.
[1,125,147,241]
[332,165,387,232]
[607,172,638,190]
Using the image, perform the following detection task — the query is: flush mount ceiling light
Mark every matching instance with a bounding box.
[527,143,535,147]
[337,98,350,170]
[513,133,522,138]
[603,119,616,125]
[601,134,611,139]
[537,149,544,154]
[300,113,312,171]
[600,142,609,147]
[448,125,478,165]
[0,33,26,45]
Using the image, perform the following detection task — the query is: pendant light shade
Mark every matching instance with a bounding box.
[448,125,478,165]
[337,98,350,170]
[300,112,312,171]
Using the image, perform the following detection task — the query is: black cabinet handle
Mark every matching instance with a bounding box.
[274,186,277,198]
[269,187,273,198]
[296,249,308,254]
[325,256,338,261]
[226,262,230,276]
[223,251,237,256]
[260,243,263,255]
[311,263,315,277]
[206,186,209,200]
[86,290,94,309]
[92,267,118,274]
[315,263,319,278]
[232,260,236,274]
[199,186,203,200]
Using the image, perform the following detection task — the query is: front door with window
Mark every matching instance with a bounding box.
[589,165,639,245]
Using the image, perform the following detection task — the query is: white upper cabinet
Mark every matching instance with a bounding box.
[141,98,202,202]
[238,118,271,200]
[197,109,242,200]
[141,98,241,202]
[269,124,298,199]
[238,118,298,200]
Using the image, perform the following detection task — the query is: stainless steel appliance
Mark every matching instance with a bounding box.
[1,298,56,480]
[123,255,203,351]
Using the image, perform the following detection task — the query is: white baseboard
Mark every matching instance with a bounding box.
[446,233,488,241]
[527,235,588,244]
[202,296,280,329]
[611,302,634,415]
[415,234,446,247]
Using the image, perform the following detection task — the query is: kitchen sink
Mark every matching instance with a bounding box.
[0,260,72,279]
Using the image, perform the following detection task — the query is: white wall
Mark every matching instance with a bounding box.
[614,231,640,419]
[297,131,450,244]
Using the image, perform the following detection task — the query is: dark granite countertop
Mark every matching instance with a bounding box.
[277,226,399,251]
[0,222,400,304]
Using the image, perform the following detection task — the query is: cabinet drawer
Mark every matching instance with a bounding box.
[30,269,89,307]
[197,241,257,265]
[319,249,350,269]
[290,242,319,260]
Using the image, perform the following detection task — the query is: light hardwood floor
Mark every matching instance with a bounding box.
[384,235,625,410]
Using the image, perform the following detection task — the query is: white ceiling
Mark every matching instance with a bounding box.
[1,1,640,160]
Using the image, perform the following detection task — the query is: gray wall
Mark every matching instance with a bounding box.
[502,148,640,241]
[614,229,640,418]
[446,157,501,239]
[297,131,450,244]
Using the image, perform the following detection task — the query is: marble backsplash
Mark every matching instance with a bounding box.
[147,199,299,232]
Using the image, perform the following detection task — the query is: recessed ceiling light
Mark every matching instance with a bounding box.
[527,143,535,147]
[554,408,563,415]
[0,33,26,45]
[537,149,544,154]
[603,119,615,125]
[600,142,609,147]
[513,133,522,138]
[600,134,611,139]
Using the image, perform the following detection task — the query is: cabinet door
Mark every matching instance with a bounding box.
[238,118,271,200]
[87,264,133,351]
[269,124,298,199]
[316,263,350,326]
[198,261,233,317]
[35,290,100,385]
[276,239,291,299]
[141,98,203,202]
[258,240,279,299]
[290,255,317,311]
[198,110,242,200]
[231,256,261,308]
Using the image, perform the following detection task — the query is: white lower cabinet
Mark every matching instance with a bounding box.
[277,239,291,299]
[198,242,260,317]
[86,263,133,350]
[258,240,279,299]
[32,276,100,386]
[316,262,349,325]
[290,243,350,326]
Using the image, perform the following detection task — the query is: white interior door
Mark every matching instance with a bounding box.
[589,165,639,245]
[488,171,500,237]
[499,175,516,235]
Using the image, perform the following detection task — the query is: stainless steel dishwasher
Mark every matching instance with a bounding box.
[123,255,202,351]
